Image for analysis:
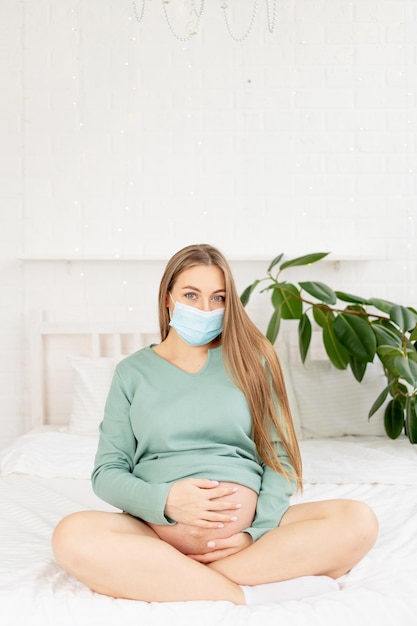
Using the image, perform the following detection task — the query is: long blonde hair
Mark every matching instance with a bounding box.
[158,244,302,489]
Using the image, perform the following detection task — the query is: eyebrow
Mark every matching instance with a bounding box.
[180,285,226,294]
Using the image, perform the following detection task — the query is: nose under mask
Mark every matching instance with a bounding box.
[168,295,225,346]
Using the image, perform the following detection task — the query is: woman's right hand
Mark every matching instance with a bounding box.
[165,478,242,528]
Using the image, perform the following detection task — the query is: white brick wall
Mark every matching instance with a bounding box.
[0,0,416,447]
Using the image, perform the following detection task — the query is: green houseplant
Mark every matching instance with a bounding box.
[241,252,417,443]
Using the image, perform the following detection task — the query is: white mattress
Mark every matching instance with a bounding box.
[1,432,417,626]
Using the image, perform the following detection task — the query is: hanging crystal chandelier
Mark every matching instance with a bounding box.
[133,1,278,43]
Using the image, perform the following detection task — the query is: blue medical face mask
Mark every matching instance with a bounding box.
[168,294,225,346]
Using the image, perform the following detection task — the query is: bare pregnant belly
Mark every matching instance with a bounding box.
[148,482,258,555]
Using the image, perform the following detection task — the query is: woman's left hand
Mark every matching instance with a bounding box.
[187,532,253,563]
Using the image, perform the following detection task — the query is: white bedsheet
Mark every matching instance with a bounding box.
[1,436,417,626]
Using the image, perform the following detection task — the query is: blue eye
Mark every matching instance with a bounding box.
[212,295,226,303]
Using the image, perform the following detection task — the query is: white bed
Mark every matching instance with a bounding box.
[1,315,417,626]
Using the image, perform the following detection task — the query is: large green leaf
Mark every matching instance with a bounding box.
[266,307,281,344]
[380,318,404,335]
[298,313,312,363]
[322,318,349,370]
[333,314,377,363]
[271,284,302,319]
[376,353,401,378]
[372,323,403,347]
[410,327,417,342]
[299,281,337,305]
[350,355,367,382]
[335,291,370,305]
[267,253,284,273]
[369,298,396,314]
[405,396,417,443]
[312,305,333,328]
[384,397,405,439]
[390,305,417,332]
[240,280,260,306]
[368,385,389,418]
[279,252,330,271]
[377,345,404,359]
[394,356,417,387]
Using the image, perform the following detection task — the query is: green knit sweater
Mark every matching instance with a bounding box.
[92,345,295,541]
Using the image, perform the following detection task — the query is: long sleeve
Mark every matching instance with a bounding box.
[243,441,296,542]
[91,346,294,533]
[91,368,175,525]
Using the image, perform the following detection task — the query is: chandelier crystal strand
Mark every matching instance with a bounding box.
[221,0,258,43]
[265,0,278,33]
[162,0,202,42]
[191,0,205,19]
[133,0,276,41]
[132,0,149,23]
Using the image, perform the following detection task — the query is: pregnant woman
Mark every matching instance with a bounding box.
[52,244,378,606]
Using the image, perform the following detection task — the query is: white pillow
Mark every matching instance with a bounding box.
[67,355,122,434]
[290,358,387,438]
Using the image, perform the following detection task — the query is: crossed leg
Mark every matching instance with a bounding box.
[52,510,245,603]
[52,498,378,604]
[208,498,378,584]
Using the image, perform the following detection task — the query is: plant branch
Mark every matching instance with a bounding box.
[288,290,390,323]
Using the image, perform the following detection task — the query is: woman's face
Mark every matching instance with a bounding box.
[168,265,226,312]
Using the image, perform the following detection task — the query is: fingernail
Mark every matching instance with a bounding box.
[232,487,238,493]
[211,480,219,485]
[235,503,242,509]
[230,516,238,522]
[217,523,224,528]
[207,541,216,548]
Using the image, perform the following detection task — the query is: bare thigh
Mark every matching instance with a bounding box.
[52,509,160,564]
[207,498,378,584]
[279,498,378,574]
[84,510,159,535]
[279,498,377,529]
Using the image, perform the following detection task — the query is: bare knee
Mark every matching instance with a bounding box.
[52,510,159,578]
[52,511,99,574]
[339,500,379,559]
